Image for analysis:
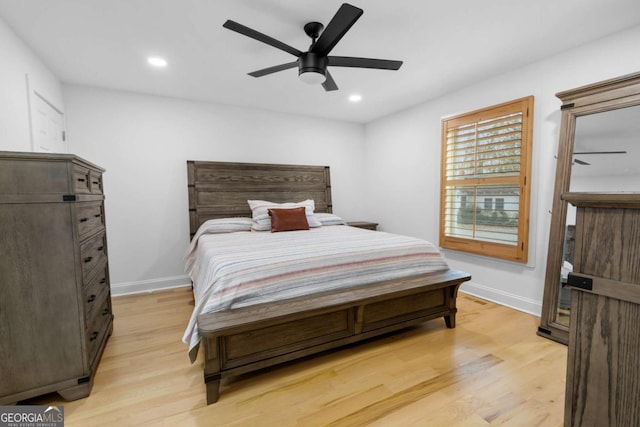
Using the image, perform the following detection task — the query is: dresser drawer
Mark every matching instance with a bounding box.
[76,202,105,239]
[73,167,103,195]
[73,166,92,194]
[84,260,109,290]
[87,296,111,365]
[89,171,103,194]
[80,233,107,282]
[83,262,110,322]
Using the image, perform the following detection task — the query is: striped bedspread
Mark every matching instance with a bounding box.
[182,225,449,359]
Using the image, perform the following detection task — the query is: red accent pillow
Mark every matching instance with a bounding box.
[268,207,310,232]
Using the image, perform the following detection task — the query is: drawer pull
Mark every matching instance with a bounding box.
[77,178,86,182]
[84,256,93,263]
[89,331,99,341]
[102,308,110,316]
[100,278,107,284]
[87,294,96,303]
[94,214,102,218]
[97,246,104,251]
[92,181,99,185]
[80,218,88,222]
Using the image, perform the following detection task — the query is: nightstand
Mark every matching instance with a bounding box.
[347,221,378,231]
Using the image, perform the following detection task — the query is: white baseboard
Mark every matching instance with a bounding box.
[110,275,191,297]
[460,280,542,317]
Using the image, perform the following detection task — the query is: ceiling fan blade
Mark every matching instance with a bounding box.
[322,71,338,91]
[328,56,403,70]
[573,159,590,165]
[311,3,363,56]
[223,20,303,57]
[248,61,298,78]
[572,151,627,155]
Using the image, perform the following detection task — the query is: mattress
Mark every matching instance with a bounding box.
[182,225,449,357]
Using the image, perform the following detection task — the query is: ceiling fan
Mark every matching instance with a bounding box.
[222,3,403,91]
[572,150,628,166]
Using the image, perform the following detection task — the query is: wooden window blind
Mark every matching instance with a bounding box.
[439,96,534,262]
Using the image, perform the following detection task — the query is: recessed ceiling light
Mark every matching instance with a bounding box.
[348,94,362,103]
[147,56,168,67]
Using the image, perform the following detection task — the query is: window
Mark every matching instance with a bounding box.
[484,198,493,210]
[439,96,533,262]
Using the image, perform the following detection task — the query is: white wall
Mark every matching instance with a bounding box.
[364,25,640,315]
[0,16,63,152]
[63,86,366,294]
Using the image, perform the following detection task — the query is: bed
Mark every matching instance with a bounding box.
[185,160,471,404]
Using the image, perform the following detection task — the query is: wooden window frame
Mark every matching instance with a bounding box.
[439,96,534,262]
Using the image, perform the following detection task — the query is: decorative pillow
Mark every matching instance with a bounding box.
[268,207,310,232]
[315,212,346,226]
[248,199,322,231]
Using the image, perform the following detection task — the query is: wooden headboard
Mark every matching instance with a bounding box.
[187,161,332,238]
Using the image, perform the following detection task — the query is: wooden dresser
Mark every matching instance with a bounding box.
[563,192,640,426]
[0,151,113,404]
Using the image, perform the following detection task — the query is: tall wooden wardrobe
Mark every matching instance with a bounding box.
[563,193,640,426]
[0,151,113,404]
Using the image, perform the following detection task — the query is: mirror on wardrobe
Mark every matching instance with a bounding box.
[538,72,640,344]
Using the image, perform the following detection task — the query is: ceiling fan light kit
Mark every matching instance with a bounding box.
[223,3,403,92]
[298,52,328,84]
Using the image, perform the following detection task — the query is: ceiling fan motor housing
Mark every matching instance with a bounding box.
[298,52,327,77]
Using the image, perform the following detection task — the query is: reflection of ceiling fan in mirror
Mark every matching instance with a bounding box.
[572,150,627,166]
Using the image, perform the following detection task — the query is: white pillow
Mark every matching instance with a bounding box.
[186,217,253,259]
[248,199,322,231]
[196,217,253,234]
[315,212,346,226]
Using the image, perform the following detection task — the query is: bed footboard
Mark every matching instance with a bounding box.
[198,269,471,404]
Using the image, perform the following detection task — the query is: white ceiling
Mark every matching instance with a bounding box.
[2,0,640,123]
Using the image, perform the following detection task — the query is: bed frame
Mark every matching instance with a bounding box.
[187,160,471,404]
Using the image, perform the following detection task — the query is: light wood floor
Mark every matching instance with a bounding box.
[25,287,567,426]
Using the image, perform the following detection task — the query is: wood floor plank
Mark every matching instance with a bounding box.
[326,354,503,427]
[20,289,566,426]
